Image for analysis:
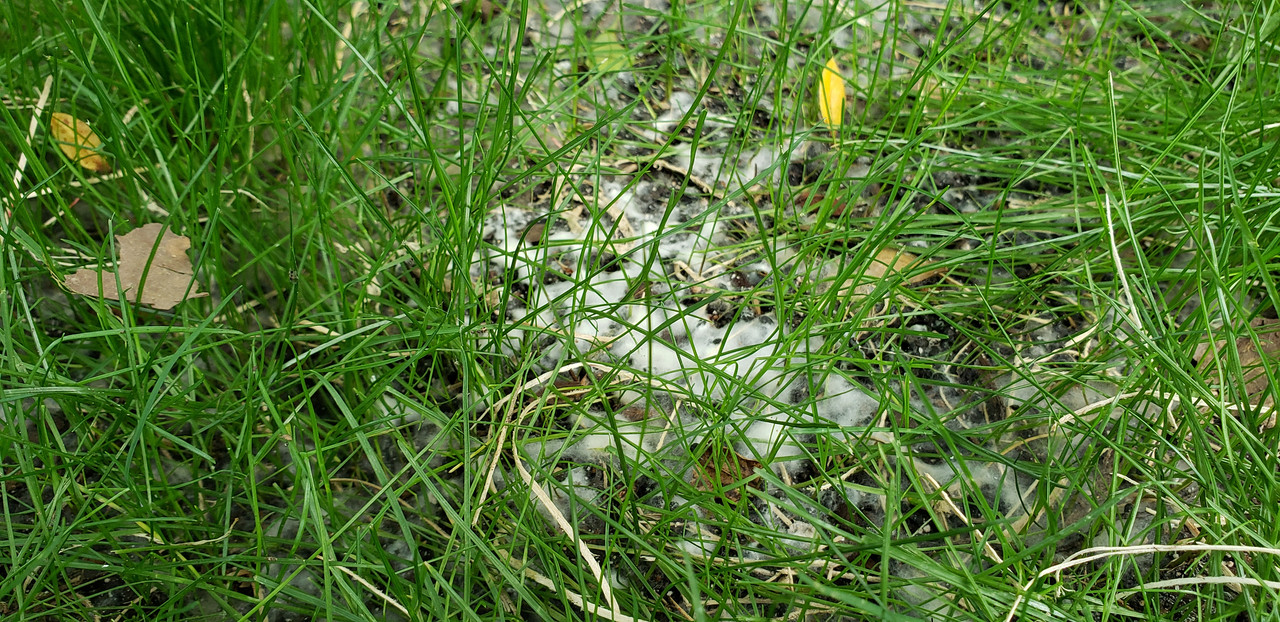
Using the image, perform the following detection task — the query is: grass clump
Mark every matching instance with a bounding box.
[1,1,1278,621]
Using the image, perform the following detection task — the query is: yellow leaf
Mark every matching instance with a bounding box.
[818,57,845,126]
[590,19,631,74]
[50,112,111,173]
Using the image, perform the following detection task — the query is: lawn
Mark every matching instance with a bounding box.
[2,0,1278,620]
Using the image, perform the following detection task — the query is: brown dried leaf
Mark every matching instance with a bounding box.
[64,223,206,310]
[1196,317,1279,405]
[521,222,545,245]
[50,112,111,173]
[832,247,947,302]
[866,247,946,284]
[690,444,763,503]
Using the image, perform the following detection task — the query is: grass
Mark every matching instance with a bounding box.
[2,0,1279,620]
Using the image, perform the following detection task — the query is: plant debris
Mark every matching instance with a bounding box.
[1196,317,1279,405]
[64,223,206,310]
[691,444,764,503]
[50,112,111,173]
[818,57,845,127]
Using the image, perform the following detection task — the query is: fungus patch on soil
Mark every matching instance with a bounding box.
[356,3,1268,620]
[252,0,1272,619]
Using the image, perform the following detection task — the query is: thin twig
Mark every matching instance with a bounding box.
[318,553,411,617]
[1004,543,1280,622]
[497,549,648,622]
[1103,193,1144,335]
[511,456,621,613]
[7,75,53,206]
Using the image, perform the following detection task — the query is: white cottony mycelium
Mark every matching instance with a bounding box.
[463,84,1120,619]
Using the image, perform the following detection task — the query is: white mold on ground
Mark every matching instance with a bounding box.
[468,80,1100,612]
[409,3,1207,616]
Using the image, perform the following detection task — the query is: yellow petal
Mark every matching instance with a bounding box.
[50,112,111,173]
[818,57,845,126]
